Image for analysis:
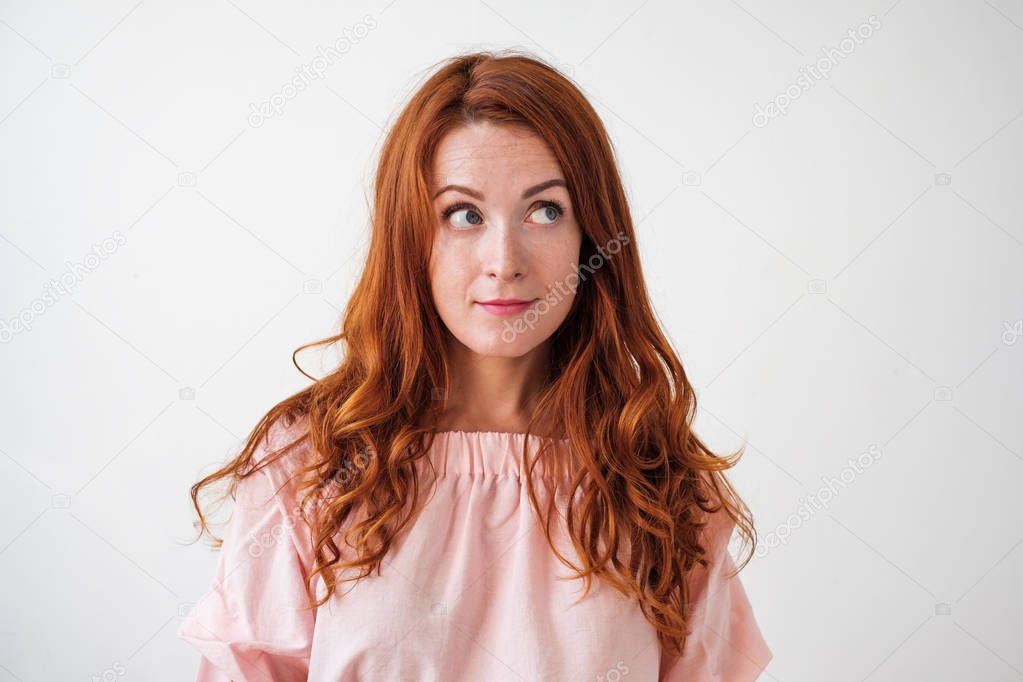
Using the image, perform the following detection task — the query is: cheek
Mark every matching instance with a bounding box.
[429,243,472,309]
[538,232,583,290]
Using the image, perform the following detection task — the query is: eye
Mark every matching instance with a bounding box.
[528,200,565,225]
[441,202,484,229]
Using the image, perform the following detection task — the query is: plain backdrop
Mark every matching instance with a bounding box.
[2,1,1022,680]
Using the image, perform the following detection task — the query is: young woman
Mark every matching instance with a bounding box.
[178,50,773,681]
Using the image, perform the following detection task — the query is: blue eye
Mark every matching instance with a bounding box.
[441,203,484,229]
[439,199,566,229]
[529,202,563,225]
[452,208,483,228]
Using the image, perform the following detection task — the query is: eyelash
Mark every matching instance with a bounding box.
[440,199,566,224]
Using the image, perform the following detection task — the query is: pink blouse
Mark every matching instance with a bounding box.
[177,418,772,680]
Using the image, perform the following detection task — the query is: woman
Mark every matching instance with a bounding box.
[178,50,773,681]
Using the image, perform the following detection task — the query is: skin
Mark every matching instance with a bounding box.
[427,121,583,434]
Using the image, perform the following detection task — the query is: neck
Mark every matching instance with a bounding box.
[435,337,551,434]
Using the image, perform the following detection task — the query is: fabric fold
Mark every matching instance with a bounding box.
[177,422,773,681]
[178,419,317,682]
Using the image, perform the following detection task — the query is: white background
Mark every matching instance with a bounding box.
[2,1,1022,680]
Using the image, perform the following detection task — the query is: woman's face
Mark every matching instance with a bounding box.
[428,122,583,358]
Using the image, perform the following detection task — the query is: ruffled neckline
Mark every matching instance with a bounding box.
[422,430,574,482]
[431,429,570,441]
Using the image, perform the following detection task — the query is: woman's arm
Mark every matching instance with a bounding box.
[660,511,773,681]
[178,424,317,681]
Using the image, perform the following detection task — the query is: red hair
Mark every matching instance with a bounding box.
[187,48,758,658]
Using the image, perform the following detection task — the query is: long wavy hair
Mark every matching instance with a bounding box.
[187,48,759,658]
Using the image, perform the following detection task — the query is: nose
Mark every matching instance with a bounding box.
[482,221,526,282]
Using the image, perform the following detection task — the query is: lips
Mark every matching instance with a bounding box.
[476,298,537,316]
[479,298,532,305]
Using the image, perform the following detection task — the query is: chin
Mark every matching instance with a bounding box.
[462,331,539,358]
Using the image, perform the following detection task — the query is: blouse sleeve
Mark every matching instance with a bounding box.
[660,510,773,681]
[177,423,317,682]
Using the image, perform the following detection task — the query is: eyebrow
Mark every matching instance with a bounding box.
[431,178,567,200]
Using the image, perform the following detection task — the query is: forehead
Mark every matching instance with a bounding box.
[429,122,563,189]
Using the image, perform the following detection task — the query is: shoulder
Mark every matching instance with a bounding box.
[234,412,319,568]
[237,411,317,522]
[690,470,739,555]
[249,412,314,483]
[702,505,738,554]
